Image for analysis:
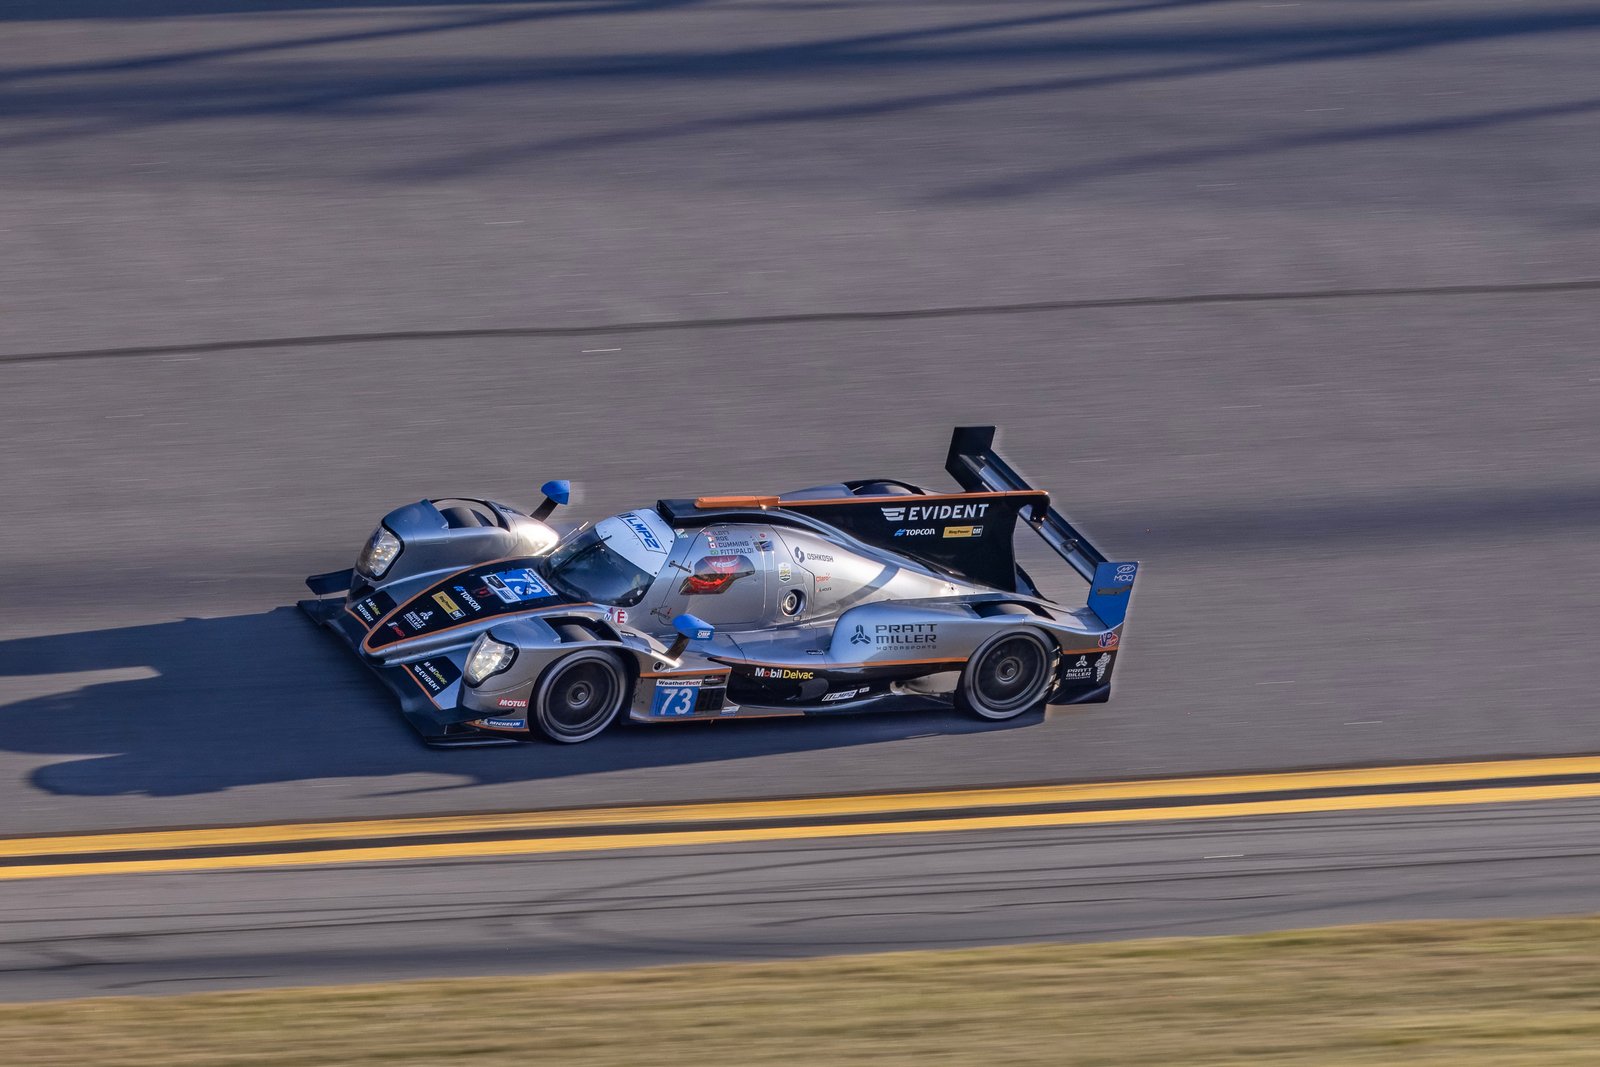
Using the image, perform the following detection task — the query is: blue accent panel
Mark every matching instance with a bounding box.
[651,682,701,717]
[1086,561,1138,628]
[673,614,715,641]
[540,479,572,506]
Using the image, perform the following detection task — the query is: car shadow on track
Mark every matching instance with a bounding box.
[0,607,1040,800]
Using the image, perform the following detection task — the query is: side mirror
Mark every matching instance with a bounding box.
[532,479,572,521]
[665,614,715,660]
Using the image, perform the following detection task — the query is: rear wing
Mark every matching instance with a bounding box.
[945,426,1138,628]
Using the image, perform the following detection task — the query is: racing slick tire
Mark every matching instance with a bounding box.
[956,630,1056,721]
[532,649,629,744]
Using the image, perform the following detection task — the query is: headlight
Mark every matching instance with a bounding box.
[464,633,517,686]
[356,525,402,579]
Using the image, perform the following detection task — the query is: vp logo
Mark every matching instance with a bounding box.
[849,625,872,646]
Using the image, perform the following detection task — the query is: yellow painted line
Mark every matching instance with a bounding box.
[4,780,1600,881]
[6,755,1600,860]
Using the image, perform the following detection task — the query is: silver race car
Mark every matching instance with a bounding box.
[300,427,1139,746]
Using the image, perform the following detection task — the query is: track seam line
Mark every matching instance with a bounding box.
[6,277,1599,365]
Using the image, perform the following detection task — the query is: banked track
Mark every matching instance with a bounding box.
[5,277,1599,366]
[6,755,1599,880]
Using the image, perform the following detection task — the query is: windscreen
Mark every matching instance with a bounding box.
[545,510,675,606]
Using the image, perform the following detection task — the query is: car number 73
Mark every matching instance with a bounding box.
[651,684,699,717]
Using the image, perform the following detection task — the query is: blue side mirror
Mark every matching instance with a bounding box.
[532,480,571,520]
[673,614,715,641]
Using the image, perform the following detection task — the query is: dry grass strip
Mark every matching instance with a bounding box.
[7,917,1600,1066]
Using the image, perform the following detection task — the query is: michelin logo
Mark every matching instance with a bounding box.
[881,503,990,522]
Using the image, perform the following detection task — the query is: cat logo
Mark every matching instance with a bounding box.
[432,591,466,620]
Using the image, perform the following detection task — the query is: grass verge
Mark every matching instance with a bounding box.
[7,917,1600,1066]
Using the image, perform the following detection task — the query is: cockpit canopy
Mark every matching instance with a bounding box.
[543,509,676,606]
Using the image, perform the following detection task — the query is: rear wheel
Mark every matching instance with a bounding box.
[956,631,1055,720]
[533,650,628,743]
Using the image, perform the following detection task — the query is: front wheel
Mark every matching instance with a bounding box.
[533,650,629,743]
[955,631,1056,721]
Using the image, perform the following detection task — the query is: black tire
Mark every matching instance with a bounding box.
[532,650,629,744]
[956,630,1056,721]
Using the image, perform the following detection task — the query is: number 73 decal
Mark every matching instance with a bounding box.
[651,682,700,717]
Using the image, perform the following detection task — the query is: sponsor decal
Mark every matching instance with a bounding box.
[495,697,529,709]
[1099,631,1120,648]
[793,547,834,564]
[778,562,793,584]
[651,681,700,717]
[432,590,466,621]
[881,502,990,523]
[1062,654,1093,682]
[1114,563,1137,584]
[821,688,861,703]
[388,623,405,638]
[453,585,483,613]
[483,568,552,604]
[846,622,938,649]
[753,667,815,680]
[871,622,937,647]
[350,592,395,626]
[1096,653,1111,683]
[482,717,527,729]
[408,658,458,696]
[681,554,754,595]
[892,528,936,538]
[622,513,665,553]
[1094,586,1129,597]
[402,609,433,630]
[606,606,629,625]
[942,525,984,539]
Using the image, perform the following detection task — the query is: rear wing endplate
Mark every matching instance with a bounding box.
[945,426,1137,626]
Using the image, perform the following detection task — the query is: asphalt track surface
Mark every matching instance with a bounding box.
[3,796,1599,1001]
[3,0,1600,989]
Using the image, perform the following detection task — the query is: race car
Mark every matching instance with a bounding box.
[299,427,1138,746]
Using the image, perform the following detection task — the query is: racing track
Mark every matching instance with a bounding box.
[3,781,1600,1000]
[2,0,1599,994]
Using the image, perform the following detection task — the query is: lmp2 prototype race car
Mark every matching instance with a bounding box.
[300,427,1139,746]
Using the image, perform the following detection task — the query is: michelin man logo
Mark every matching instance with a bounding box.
[1095,653,1110,683]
